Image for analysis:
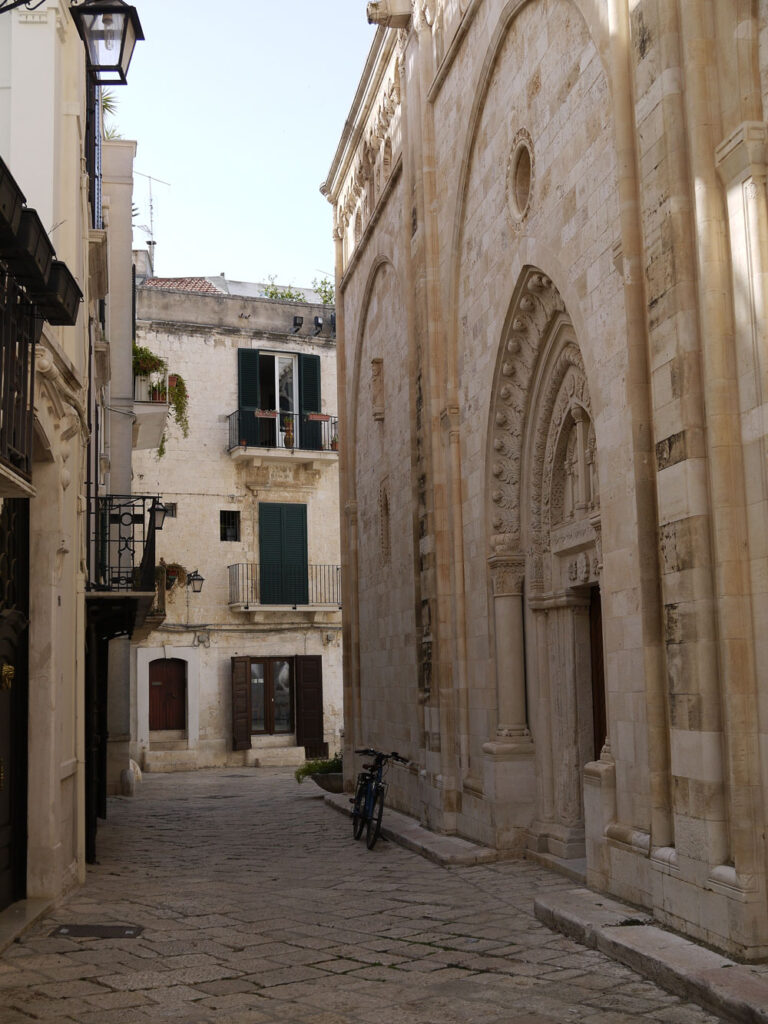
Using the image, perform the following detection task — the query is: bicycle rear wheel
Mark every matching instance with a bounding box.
[366,785,385,849]
[352,776,367,840]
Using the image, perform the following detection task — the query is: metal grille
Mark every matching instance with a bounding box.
[228,563,341,607]
[228,410,339,453]
[0,268,37,483]
[86,495,161,593]
[220,510,240,542]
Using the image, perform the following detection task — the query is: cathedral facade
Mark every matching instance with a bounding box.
[323,0,768,959]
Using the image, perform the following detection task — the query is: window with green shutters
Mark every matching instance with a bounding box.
[258,502,308,604]
[237,349,321,449]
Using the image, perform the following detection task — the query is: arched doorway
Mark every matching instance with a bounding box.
[487,267,606,859]
[149,658,187,732]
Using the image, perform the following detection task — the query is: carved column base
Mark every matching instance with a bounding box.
[482,738,536,853]
[528,819,586,860]
[584,753,617,890]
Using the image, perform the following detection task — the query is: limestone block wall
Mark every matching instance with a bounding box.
[131,287,343,767]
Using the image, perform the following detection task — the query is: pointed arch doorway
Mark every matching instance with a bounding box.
[485,267,607,859]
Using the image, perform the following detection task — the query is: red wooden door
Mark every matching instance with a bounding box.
[149,658,186,731]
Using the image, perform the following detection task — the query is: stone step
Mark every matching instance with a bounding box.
[143,750,198,773]
[249,746,306,767]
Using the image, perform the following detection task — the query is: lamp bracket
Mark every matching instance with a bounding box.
[0,1,46,12]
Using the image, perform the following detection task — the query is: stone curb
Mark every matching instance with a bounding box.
[535,888,768,1024]
[323,791,498,866]
[325,793,768,1022]
[0,898,53,955]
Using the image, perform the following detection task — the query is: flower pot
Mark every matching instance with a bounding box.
[310,772,343,793]
[0,159,25,249]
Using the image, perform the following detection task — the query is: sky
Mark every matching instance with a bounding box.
[115,1,377,289]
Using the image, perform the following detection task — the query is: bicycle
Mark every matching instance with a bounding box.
[350,748,408,849]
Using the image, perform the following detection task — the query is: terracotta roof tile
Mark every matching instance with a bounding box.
[143,277,224,295]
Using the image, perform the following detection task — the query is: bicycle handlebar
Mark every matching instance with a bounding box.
[355,747,409,765]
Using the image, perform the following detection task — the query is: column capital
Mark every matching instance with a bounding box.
[716,121,768,187]
[488,553,525,597]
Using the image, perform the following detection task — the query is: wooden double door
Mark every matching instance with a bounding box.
[149,658,186,731]
[231,655,326,757]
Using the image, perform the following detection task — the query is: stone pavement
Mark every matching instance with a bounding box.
[0,768,739,1023]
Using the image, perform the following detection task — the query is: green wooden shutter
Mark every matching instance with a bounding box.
[259,503,283,604]
[298,353,322,450]
[282,504,308,604]
[258,503,307,604]
[231,657,252,750]
[238,349,261,446]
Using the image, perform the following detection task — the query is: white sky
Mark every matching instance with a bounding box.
[115,1,377,288]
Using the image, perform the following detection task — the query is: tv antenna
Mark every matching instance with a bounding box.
[134,170,170,245]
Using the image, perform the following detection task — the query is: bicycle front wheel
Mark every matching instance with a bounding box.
[352,777,367,840]
[366,785,385,849]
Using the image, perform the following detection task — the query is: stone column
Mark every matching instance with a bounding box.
[484,554,531,749]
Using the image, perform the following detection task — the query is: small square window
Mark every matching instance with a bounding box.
[220,510,240,542]
[164,502,177,518]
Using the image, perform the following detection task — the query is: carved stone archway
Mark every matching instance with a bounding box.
[485,266,604,858]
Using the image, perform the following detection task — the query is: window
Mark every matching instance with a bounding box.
[231,655,326,754]
[237,349,322,450]
[164,502,177,518]
[258,502,307,604]
[220,510,240,542]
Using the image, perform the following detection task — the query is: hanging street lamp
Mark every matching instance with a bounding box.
[70,1,144,85]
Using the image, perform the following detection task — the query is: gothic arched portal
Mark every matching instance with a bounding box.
[486,266,605,859]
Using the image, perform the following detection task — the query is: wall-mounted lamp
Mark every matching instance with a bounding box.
[151,498,167,531]
[70,1,144,85]
[186,569,204,594]
[290,315,303,335]
[312,316,323,337]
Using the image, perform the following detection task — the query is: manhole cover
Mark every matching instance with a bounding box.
[51,924,143,939]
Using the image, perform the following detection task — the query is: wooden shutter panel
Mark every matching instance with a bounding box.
[295,655,327,759]
[238,349,261,446]
[298,353,322,450]
[282,504,308,605]
[259,503,283,604]
[231,657,252,750]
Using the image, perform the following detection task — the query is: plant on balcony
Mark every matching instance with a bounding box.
[164,561,188,591]
[132,342,167,378]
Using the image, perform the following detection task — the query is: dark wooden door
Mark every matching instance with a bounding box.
[149,658,186,731]
[0,498,29,912]
[589,587,607,761]
[295,656,327,758]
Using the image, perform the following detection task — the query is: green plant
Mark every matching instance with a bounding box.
[156,374,189,459]
[312,276,335,305]
[262,275,304,302]
[294,753,342,784]
[132,343,167,378]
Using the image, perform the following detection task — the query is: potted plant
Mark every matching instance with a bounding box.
[330,434,338,451]
[295,753,343,792]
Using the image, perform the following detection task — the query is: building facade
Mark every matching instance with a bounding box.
[130,278,342,772]
[323,0,768,959]
[0,0,153,920]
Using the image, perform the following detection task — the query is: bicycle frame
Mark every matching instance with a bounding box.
[351,747,408,849]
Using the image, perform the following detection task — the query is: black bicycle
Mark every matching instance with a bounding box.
[351,748,408,849]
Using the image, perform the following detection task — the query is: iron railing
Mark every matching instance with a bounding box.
[0,266,38,483]
[227,410,339,453]
[86,494,162,593]
[228,563,341,607]
[133,371,169,402]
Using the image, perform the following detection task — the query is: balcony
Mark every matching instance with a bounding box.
[227,410,339,467]
[132,372,169,450]
[228,562,342,623]
[0,264,39,497]
[85,494,164,637]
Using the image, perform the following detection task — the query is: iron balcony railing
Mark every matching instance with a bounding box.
[228,563,341,608]
[133,371,169,402]
[227,410,339,453]
[0,265,38,483]
[86,494,162,593]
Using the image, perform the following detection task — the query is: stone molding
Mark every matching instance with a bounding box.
[715,121,767,187]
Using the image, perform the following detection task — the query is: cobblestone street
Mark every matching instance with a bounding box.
[0,769,727,1023]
